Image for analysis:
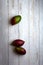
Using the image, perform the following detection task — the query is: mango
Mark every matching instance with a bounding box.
[11,39,25,47]
[11,15,21,25]
[15,47,26,55]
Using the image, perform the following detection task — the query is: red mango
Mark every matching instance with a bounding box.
[11,39,25,47]
[11,15,21,25]
[15,47,26,55]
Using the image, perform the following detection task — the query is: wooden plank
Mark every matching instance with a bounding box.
[9,0,19,65]
[0,0,9,65]
[18,0,30,65]
[0,1,3,65]
[40,0,43,65]
[30,0,40,65]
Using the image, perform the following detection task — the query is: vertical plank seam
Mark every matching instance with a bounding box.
[18,0,20,38]
[32,0,34,52]
[12,0,14,8]
[29,0,34,64]
[32,0,34,63]
[7,0,9,65]
[18,0,20,65]
[38,0,40,65]
[18,0,22,65]
[28,0,30,65]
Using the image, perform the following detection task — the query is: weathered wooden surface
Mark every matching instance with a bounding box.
[0,0,43,65]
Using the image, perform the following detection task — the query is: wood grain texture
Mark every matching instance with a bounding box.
[30,0,40,65]
[0,0,43,65]
[18,0,30,65]
[0,0,9,65]
[40,0,43,65]
[9,0,19,65]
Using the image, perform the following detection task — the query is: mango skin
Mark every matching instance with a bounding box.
[11,15,21,25]
[15,47,26,55]
[11,39,25,47]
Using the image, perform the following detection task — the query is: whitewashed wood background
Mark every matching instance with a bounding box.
[0,0,43,65]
